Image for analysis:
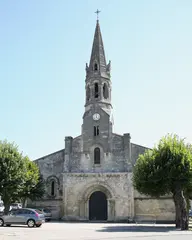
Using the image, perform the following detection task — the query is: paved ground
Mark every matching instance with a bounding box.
[0,222,192,240]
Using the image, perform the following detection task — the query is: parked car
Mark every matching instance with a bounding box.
[0,202,4,214]
[189,209,192,218]
[38,208,52,221]
[0,208,45,228]
[9,203,22,211]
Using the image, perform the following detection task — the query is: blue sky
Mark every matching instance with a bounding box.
[0,0,192,159]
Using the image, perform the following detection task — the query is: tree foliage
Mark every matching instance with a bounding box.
[133,149,170,197]
[133,134,192,230]
[18,157,42,205]
[0,140,45,213]
[27,174,46,201]
[0,140,26,212]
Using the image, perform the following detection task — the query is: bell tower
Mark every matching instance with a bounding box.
[84,19,112,115]
[82,14,113,154]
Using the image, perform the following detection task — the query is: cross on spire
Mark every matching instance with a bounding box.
[88,12,107,75]
[95,9,101,20]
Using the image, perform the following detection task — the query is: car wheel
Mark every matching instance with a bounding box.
[36,224,42,227]
[0,218,4,227]
[27,219,35,228]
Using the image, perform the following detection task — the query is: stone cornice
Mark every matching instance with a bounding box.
[34,198,63,202]
[134,197,172,200]
[66,172,129,178]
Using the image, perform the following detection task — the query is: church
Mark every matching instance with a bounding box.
[32,19,175,222]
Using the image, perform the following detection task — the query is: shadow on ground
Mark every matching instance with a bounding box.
[96,225,176,232]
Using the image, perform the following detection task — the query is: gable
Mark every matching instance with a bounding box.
[35,149,65,175]
[131,143,150,165]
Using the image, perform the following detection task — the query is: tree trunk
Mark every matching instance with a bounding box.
[22,198,27,208]
[1,196,11,215]
[173,193,181,228]
[181,199,189,230]
[174,189,189,230]
[3,203,10,215]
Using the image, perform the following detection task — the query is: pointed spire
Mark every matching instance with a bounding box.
[88,19,109,76]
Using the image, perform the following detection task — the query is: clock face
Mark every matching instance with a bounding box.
[93,113,100,121]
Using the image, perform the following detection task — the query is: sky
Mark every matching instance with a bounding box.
[0,0,192,160]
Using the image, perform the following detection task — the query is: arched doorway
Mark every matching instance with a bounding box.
[89,191,107,220]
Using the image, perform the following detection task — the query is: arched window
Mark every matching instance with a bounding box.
[103,83,109,99]
[94,83,99,98]
[94,63,98,71]
[86,85,90,101]
[94,126,99,136]
[46,176,59,198]
[94,147,100,164]
[51,181,55,196]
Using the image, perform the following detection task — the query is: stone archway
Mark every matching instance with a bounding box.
[78,182,115,221]
[89,191,107,220]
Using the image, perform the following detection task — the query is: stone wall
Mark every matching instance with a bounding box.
[131,144,175,223]
[64,133,134,173]
[32,135,175,222]
[131,143,149,165]
[35,149,65,177]
[63,172,133,221]
[35,150,64,199]
[111,134,126,172]
[134,198,175,222]
[134,190,175,222]
[27,199,63,219]
[32,150,65,218]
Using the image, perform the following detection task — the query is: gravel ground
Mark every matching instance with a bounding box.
[0,222,192,240]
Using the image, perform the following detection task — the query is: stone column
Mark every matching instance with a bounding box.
[107,199,115,221]
[62,174,67,219]
[79,200,85,219]
[85,200,89,220]
[129,173,135,220]
[123,133,131,171]
[63,136,73,172]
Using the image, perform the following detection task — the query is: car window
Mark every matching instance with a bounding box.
[8,212,12,215]
[43,209,51,213]
[22,209,32,214]
[10,209,18,214]
[35,209,43,214]
[28,210,35,215]
[17,209,25,215]
[21,209,28,214]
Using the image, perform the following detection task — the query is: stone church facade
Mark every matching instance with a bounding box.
[32,20,175,222]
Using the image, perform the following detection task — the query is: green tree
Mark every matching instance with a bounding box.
[0,140,26,213]
[27,174,46,202]
[18,157,40,207]
[133,134,192,230]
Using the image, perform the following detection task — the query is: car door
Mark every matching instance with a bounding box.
[22,209,33,224]
[4,210,18,224]
[13,209,26,224]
